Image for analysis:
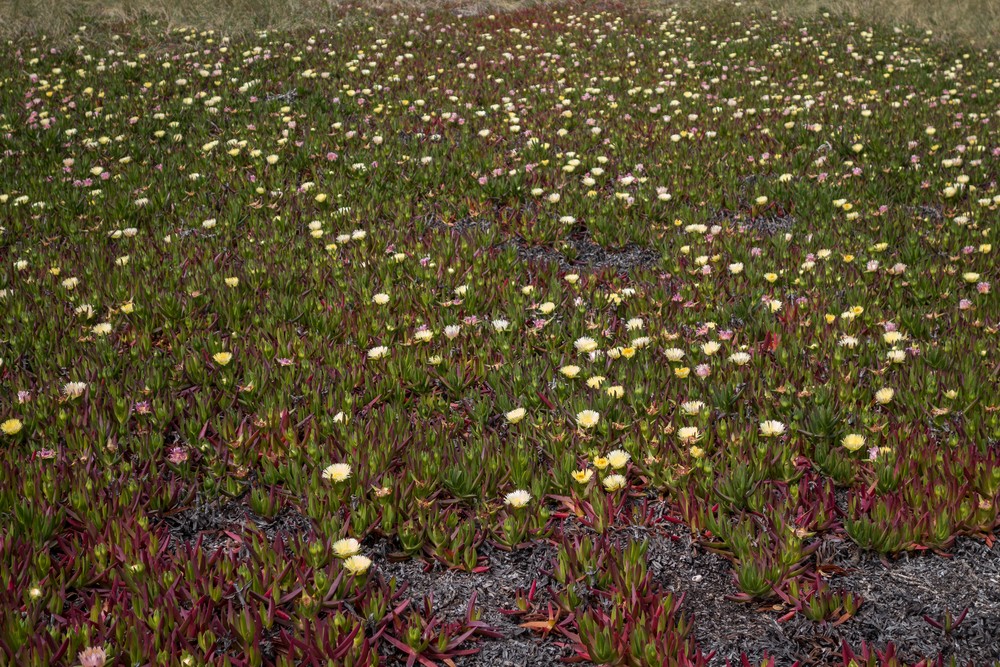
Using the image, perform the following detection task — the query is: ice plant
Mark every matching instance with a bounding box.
[504,490,531,508]
[576,410,600,429]
[322,463,352,482]
[1,419,23,436]
[759,421,786,438]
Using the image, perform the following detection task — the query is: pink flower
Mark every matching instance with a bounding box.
[959,299,973,310]
[167,447,189,464]
[977,282,990,294]
[78,646,107,667]
[695,364,711,378]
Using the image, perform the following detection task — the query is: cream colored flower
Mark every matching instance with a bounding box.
[343,555,372,576]
[505,408,526,424]
[367,345,389,359]
[680,400,705,415]
[560,365,581,378]
[875,388,895,405]
[728,352,751,365]
[212,352,232,366]
[663,348,685,362]
[504,489,531,508]
[63,382,87,398]
[332,538,361,558]
[322,463,352,482]
[602,474,627,491]
[576,410,600,429]
[842,434,866,452]
[678,426,701,443]
[572,469,594,484]
[574,337,598,353]
[607,449,630,469]
[759,420,786,437]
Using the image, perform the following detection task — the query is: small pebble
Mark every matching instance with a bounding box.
[692,574,704,583]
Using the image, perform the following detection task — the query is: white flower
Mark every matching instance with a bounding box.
[322,463,352,482]
[576,410,600,429]
[678,426,701,442]
[63,382,87,398]
[701,341,721,356]
[505,408,526,424]
[728,352,751,365]
[602,474,626,491]
[574,337,598,353]
[367,345,389,360]
[504,489,531,508]
[663,348,685,362]
[680,400,705,415]
[373,293,389,305]
[492,319,510,332]
[444,325,461,340]
[343,555,372,576]
[759,420,786,437]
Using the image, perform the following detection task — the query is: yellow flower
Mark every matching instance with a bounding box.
[764,273,778,283]
[963,272,981,284]
[343,555,372,576]
[537,301,556,314]
[825,314,836,324]
[593,456,609,470]
[120,301,134,314]
[225,277,239,288]
[689,445,705,459]
[572,469,594,484]
[560,365,581,378]
[213,352,232,366]
[1,419,23,436]
[842,433,866,452]
[606,385,624,399]
[587,376,606,389]
[620,347,636,359]
[674,367,690,379]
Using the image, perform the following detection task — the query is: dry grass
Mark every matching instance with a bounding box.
[723,0,1000,48]
[1,0,997,45]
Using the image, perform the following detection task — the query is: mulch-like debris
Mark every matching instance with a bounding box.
[158,500,1000,666]
[502,229,660,273]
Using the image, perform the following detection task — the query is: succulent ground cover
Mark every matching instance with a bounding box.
[1,1,1000,665]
